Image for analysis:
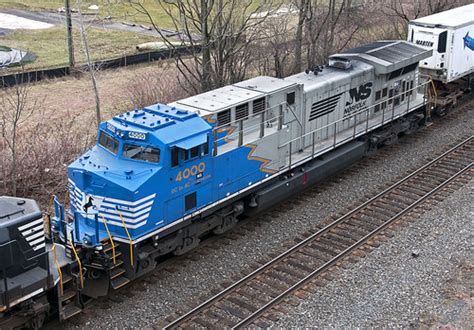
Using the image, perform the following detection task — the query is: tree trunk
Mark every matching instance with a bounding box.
[294,0,307,73]
[76,0,101,126]
[201,0,212,91]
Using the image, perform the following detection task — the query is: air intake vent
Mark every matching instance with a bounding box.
[328,56,352,70]
[309,93,343,121]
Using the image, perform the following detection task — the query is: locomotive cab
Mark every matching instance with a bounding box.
[57,104,212,248]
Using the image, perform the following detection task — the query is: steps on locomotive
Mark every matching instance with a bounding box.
[102,239,131,290]
[57,266,83,321]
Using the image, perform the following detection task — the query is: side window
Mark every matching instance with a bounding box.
[382,88,388,98]
[437,31,447,53]
[182,149,189,162]
[185,192,197,211]
[190,146,199,159]
[287,92,296,106]
[171,148,179,168]
[98,131,119,155]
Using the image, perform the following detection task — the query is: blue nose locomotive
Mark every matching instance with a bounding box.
[48,40,433,302]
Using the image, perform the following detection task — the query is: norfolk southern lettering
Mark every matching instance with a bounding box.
[344,82,372,117]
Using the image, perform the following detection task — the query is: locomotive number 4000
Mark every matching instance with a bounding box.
[175,162,206,181]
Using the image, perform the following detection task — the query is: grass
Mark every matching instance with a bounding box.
[0,26,156,69]
[0,1,282,70]
[0,1,178,28]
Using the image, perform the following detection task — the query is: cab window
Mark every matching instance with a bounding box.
[99,131,119,155]
[122,144,160,163]
[170,141,209,167]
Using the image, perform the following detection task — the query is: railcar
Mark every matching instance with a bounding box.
[45,40,432,306]
[408,4,474,114]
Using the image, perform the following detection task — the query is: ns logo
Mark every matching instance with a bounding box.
[346,82,373,106]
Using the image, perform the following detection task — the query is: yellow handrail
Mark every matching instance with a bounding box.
[47,194,55,215]
[101,215,116,264]
[52,244,63,296]
[429,76,438,98]
[117,211,134,267]
[67,239,84,289]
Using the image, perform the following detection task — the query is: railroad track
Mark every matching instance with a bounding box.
[164,135,473,329]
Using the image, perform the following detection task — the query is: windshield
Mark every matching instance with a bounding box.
[98,131,119,155]
[122,144,160,163]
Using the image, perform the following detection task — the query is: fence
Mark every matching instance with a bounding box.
[0,45,198,88]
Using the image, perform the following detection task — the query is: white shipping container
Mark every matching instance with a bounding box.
[408,4,474,83]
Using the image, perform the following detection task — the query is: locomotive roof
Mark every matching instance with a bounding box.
[0,196,41,229]
[170,76,296,115]
[410,4,474,28]
[171,85,264,115]
[333,40,432,74]
[233,76,297,94]
[108,104,211,146]
[285,60,373,92]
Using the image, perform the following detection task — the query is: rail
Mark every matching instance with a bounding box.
[117,211,134,267]
[235,162,473,328]
[68,239,84,289]
[101,215,117,265]
[52,244,64,296]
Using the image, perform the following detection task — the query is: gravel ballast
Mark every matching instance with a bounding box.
[61,107,473,328]
[274,181,473,328]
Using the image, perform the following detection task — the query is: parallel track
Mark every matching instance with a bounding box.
[164,136,474,329]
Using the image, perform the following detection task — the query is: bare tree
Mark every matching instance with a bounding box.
[257,9,298,78]
[0,68,36,196]
[292,0,310,73]
[129,0,277,93]
[76,0,102,126]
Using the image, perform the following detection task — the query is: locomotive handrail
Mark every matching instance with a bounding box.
[101,215,117,265]
[52,244,64,296]
[117,211,134,267]
[47,194,55,215]
[215,113,285,143]
[279,79,431,148]
[67,238,84,289]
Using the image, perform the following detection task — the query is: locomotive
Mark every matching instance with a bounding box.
[4,37,462,327]
[58,39,433,306]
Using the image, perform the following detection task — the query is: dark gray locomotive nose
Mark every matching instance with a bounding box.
[0,197,50,316]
